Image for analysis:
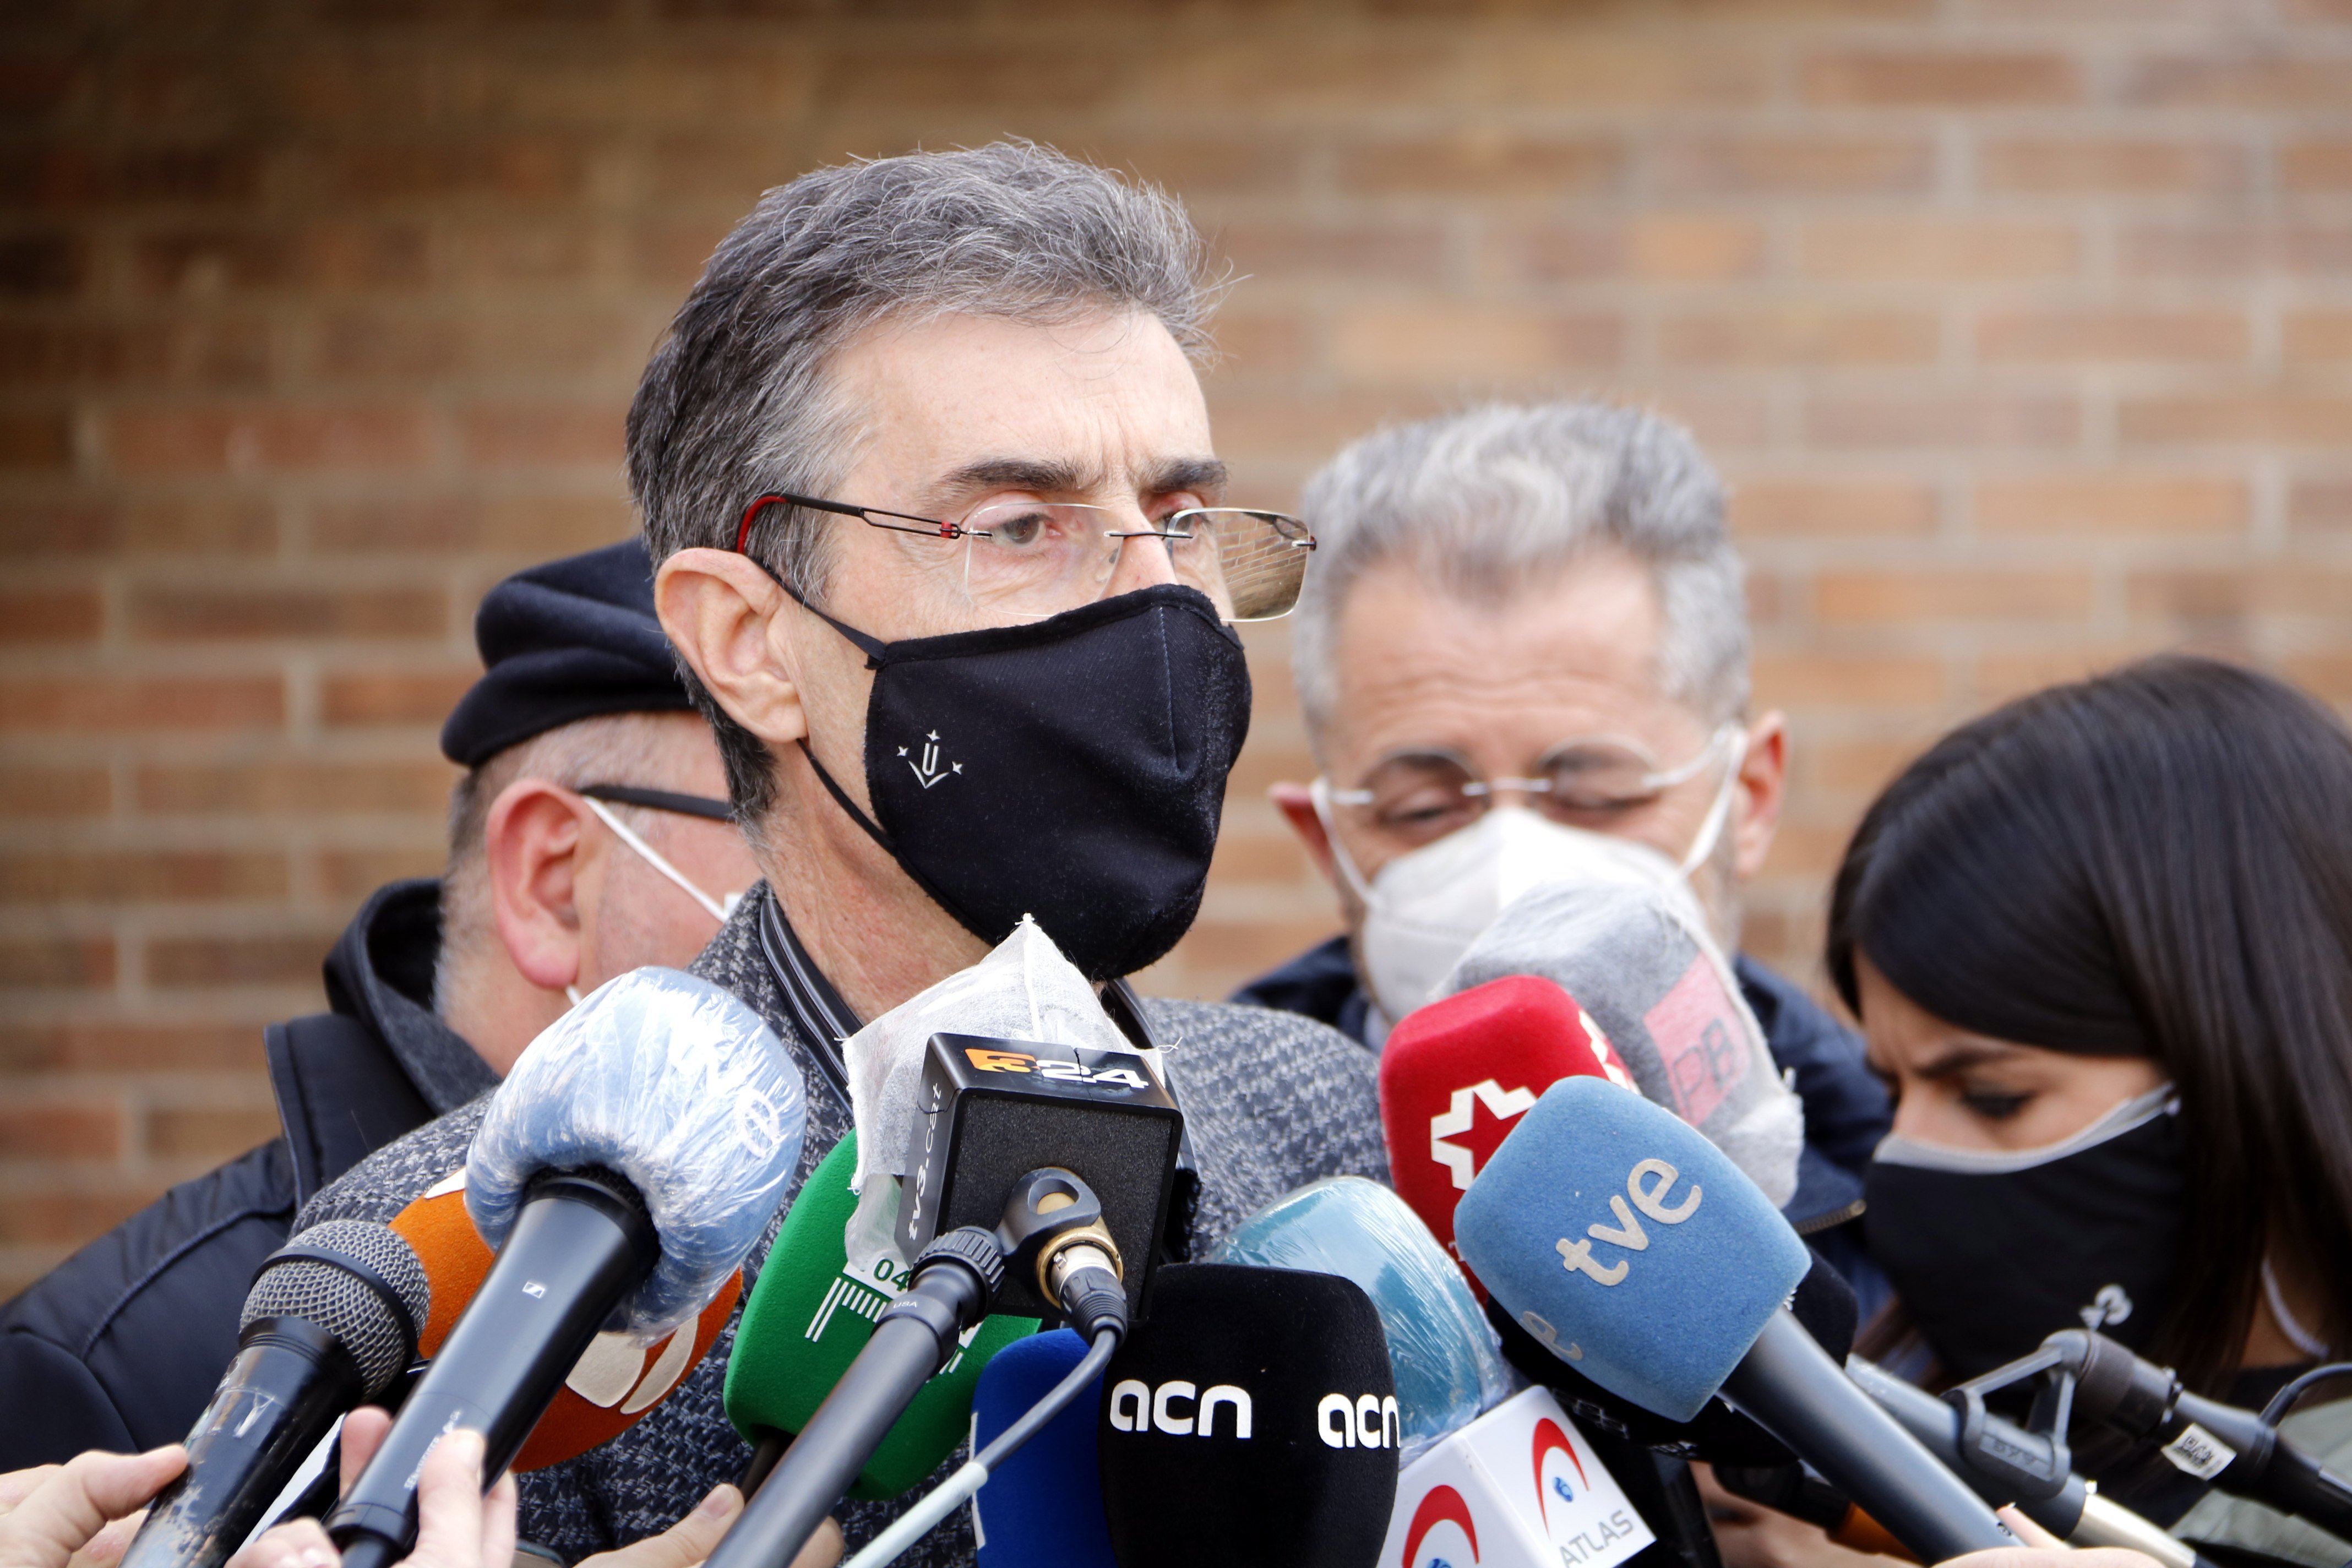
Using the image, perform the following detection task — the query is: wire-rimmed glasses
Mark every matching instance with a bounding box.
[734,492,1315,623]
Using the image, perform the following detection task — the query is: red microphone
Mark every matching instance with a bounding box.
[389,1172,740,1472]
[1378,976,1635,1298]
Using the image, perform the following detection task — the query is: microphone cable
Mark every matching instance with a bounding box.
[838,1324,1123,1568]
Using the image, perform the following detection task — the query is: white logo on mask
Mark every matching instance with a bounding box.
[898,731,961,790]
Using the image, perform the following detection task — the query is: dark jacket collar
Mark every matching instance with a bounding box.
[322,879,498,1115]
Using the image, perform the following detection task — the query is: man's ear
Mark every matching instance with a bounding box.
[1732,710,1788,881]
[484,779,597,993]
[656,548,807,746]
[1272,782,1341,891]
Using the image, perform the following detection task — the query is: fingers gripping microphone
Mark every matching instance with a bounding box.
[390,1170,743,1472]
[329,970,805,1568]
[1456,1077,2014,1563]
[1380,976,1635,1299]
[118,1221,428,1568]
[1096,1264,1399,1568]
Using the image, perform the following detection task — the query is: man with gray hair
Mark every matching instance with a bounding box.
[292,143,1384,1566]
[1235,401,1891,1299]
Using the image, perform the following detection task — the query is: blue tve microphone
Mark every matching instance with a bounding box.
[1456,1077,2015,1565]
[970,1330,1115,1568]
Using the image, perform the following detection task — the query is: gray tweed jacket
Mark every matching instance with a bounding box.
[294,884,1388,1565]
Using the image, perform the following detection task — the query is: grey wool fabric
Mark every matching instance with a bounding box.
[293,883,1388,1565]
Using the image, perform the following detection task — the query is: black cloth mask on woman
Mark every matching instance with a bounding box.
[765,579,1251,982]
[1864,1085,2186,1380]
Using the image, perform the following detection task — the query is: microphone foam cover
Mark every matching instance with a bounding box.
[390,1173,741,1472]
[467,966,805,1336]
[243,1220,429,1398]
[973,1329,1115,1568]
[1208,1177,1509,1454]
[1455,1077,1809,1424]
[1380,976,1635,1293]
[1096,1264,1397,1568]
[1445,883,1803,1208]
[725,1131,1037,1500]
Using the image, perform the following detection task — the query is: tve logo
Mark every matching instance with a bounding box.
[1107,1379,1254,1438]
[1379,1389,1652,1568]
[1553,1157,1701,1287]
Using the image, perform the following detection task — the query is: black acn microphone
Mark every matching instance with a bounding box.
[1096,1263,1399,1568]
[119,1221,429,1568]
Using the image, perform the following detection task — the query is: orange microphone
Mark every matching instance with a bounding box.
[389,1170,741,1471]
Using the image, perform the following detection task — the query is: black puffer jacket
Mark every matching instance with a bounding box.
[0,880,493,1462]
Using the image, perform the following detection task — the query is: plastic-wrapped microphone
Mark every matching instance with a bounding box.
[1456,1077,2013,1564]
[328,969,804,1568]
[1379,975,1634,1297]
[1095,1262,1398,1568]
[1208,1175,1510,1457]
[118,1220,428,1568]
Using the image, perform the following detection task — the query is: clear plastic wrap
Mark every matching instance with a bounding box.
[467,967,805,1340]
[1208,1175,1515,1461]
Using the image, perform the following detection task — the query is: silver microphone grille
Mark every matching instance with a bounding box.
[240,1218,431,1396]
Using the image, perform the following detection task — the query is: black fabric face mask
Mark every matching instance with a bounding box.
[778,581,1251,982]
[1864,1087,2186,1380]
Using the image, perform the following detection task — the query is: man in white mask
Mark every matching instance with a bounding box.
[1233,401,1891,1303]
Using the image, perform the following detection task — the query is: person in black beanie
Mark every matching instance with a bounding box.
[0,541,758,1465]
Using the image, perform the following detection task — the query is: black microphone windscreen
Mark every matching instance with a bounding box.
[1095,1264,1398,1568]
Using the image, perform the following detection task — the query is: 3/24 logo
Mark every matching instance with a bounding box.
[962,1047,1154,1093]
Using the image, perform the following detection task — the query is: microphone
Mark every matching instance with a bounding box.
[1971,1328,2352,1543]
[1444,881,1804,1208]
[1382,1385,1656,1568]
[329,969,806,1568]
[1380,975,1635,1296]
[724,1130,1041,1500]
[117,1220,429,1568]
[389,1168,743,1472]
[1208,1175,1511,1455]
[1095,1263,1398,1568]
[968,1329,1114,1568]
[1455,1076,2014,1562]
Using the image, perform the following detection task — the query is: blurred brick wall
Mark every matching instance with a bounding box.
[5,0,2350,1289]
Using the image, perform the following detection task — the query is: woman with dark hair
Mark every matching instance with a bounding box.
[1827,654,2352,1561]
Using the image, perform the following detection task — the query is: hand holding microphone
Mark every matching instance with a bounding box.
[0,1449,186,1568]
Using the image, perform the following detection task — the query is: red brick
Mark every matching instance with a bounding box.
[1803,50,2079,105]
[0,319,270,388]
[128,584,444,641]
[1477,39,1774,109]
[2293,478,2352,532]
[1977,308,2246,364]
[2121,222,2352,280]
[1626,217,1770,282]
[1815,736,1933,796]
[0,1103,122,1162]
[1752,651,1946,705]
[1801,219,2079,281]
[0,586,101,643]
[147,934,333,987]
[1977,475,2246,535]
[0,765,112,816]
[311,493,629,554]
[2284,141,2352,191]
[0,1022,262,1076]
[458,404,624,467]
[1972,644,2177,706]
[2286,311,2352,364]
[1329,306,1623,382]
[1218,221,1447,285]
[0,233,86,296]
[2284,653,2352,702]
[134,223,433,296]
[1815,570,2095,622]
[0,936,115,990]
[1977,138,2247,194]
[0,145,264,208]
[0,1189,151,1245]
[1807,393,2079,450]
[138,759,455,814]
[1336,134,1621,197]
[318,847,445,899]
[0,850,287,903]
[1207,310,1308,380]
[319,669,475,726]
[0,412,74,470]
[322,140,590,203]
[2125,52,2352,107]
[146,1105,280,1161]
[2127,567,2352,619]
[1730,478,1938,537]
[1652,135,1934,195]
[107,405,435,473]
[2120,393,2352,447]
[1069,134,1304,199]
[0,676,282,732]
[1661,306,1937,367]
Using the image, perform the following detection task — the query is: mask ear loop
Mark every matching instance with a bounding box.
[1309,777,1381,910]
[1676,724,1750,878]
[581,795,734,924]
